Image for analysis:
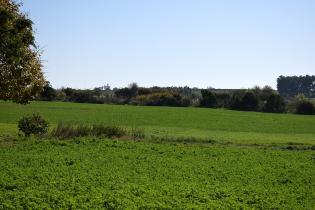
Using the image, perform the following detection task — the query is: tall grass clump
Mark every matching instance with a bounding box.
[91,124,126,138]
[51,123,79,139]
[130,127,145,140]
[51,123,127,139]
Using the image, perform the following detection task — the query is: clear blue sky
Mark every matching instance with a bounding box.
[22,0,315,89]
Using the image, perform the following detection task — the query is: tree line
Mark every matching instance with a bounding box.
[277,75,315,98]
[38,77,315,115]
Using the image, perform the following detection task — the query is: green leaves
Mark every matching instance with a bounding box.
[0,0,45,104]
[0,139,314,209]
[18,113,49,137]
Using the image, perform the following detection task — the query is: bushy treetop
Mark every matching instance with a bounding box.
[0,0,45,104]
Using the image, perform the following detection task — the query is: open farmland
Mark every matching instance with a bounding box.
[1,101,315,145]
[0,101,314,209]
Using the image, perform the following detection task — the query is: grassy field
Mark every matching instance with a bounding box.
[1,101,315,145]
[0,101,314,209]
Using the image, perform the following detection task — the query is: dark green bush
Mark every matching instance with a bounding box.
[263,93,286,113]
[18,113,49,137]
[229,90,245,110]
[240,91,259,111]
[215,93,230,108]
[229,91,259,111]
[200,90,217,107]
[295,100,315,115]
[136,92,191,107]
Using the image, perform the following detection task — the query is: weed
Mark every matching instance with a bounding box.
[91,124,126,138]
[130,127,145,140]
[51,123,126,139]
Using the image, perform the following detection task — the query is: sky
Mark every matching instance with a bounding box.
[22,0,315,89]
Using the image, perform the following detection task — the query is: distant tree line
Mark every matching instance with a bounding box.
[277,75,315,98]
[199,86,287,113]
[37,75,315,115]
[38,83,200,106]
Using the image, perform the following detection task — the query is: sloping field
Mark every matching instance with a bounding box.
[1,101,315,145]
[0,101,314,209]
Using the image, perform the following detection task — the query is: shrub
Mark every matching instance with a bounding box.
[215,92,230,108]
[240,91,259,111]
[229,90,245,110]
[200,90,217,107]
[229,90,259,111]
[295,100,315,115]
[56,90,66,101]
[39,82,57,101]
[18,113,49,137]
[136,92,187,107]
[264,93,286,113]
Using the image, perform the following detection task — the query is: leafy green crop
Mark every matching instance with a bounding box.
[0,139,314,209]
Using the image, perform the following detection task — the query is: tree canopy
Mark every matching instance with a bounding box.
[0,0,45,104]
[277,75,315,98]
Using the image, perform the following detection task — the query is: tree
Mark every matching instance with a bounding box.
[293,94,315,115]
[240,91,259,111]
[39,82,57,101]
[229,90,259,111]
[136,91,187,107]
[114,88,133,99]
[200,90,217,107]
[264,93,286,113]
[215,92,230,108]
[55,90,66,101]
[229,90,245,110]
[114,83,138,102]
[0,0,45,104]
[128,82,138,97]
[295,100,314,115]
[277,75,315,98]
[260,86,276,101]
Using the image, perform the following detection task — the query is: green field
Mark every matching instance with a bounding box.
[0,101,314,209]
[1,101,315,145]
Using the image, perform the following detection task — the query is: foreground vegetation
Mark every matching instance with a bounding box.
[0,101,314,209]
[1,1,313,208]
[1,139,314,209]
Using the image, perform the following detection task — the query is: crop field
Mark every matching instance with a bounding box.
[0,101,315,209]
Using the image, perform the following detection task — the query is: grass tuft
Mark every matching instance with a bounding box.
[51,122,127,139]
[92,124,126,138]
[130,127,145,140]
